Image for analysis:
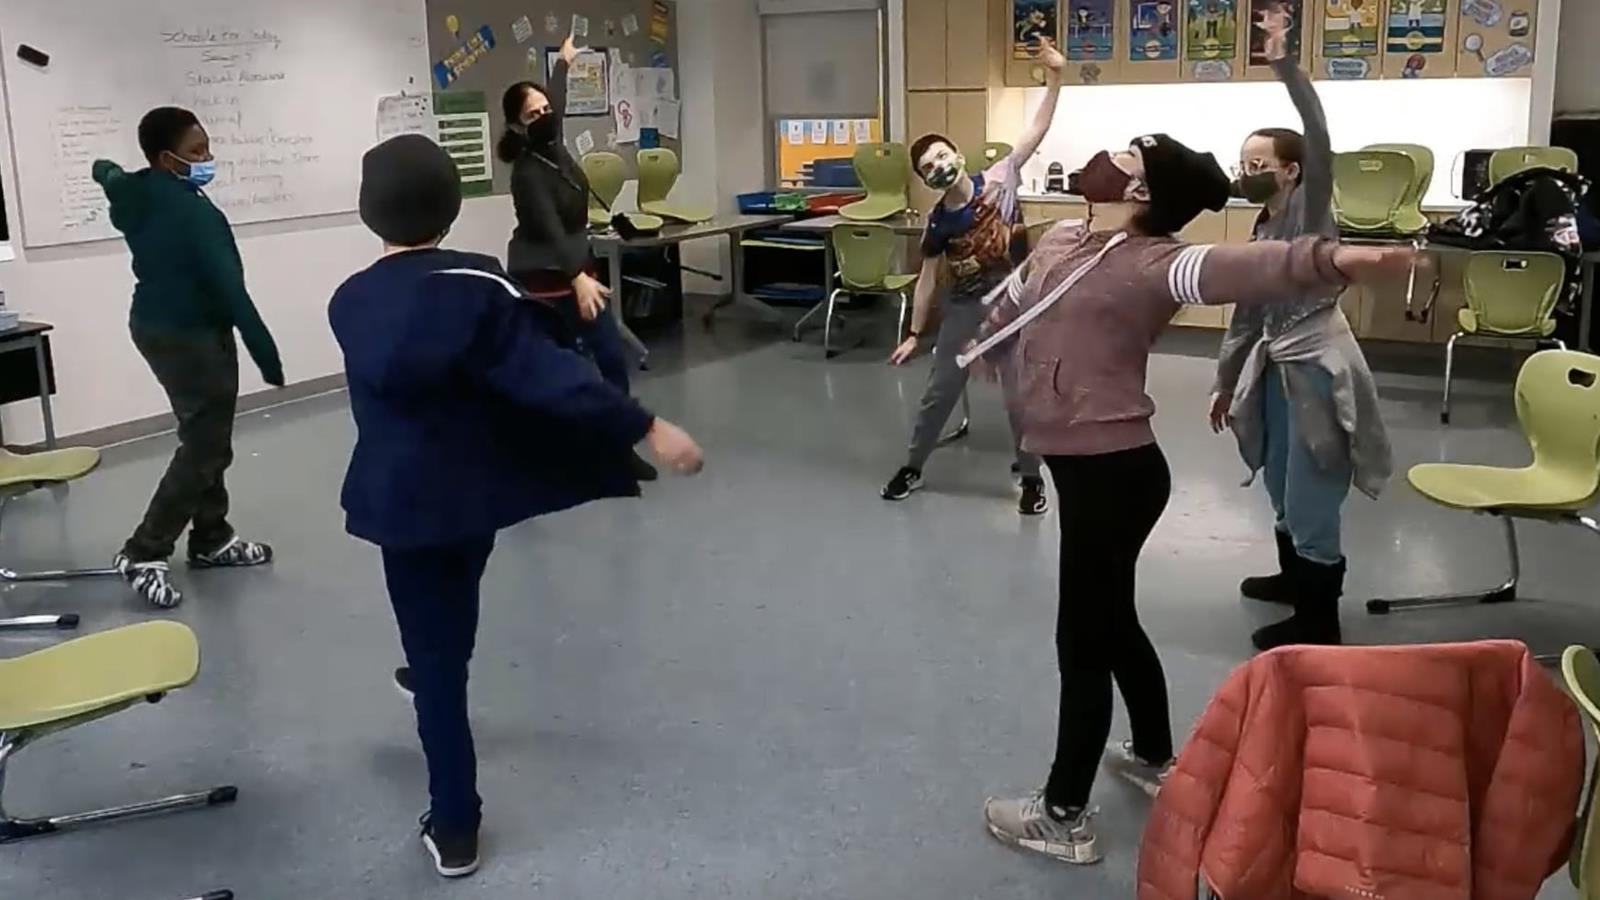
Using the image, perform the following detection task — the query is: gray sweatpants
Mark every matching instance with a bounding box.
[906,297,1040,478]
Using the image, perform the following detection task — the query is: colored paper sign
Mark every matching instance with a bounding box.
[512,15,533,43]
[1185,0,1238,60]
[1387,0,1449,55]
[1014,0,1058,59]
[1247,0,1303,67]
[1064,0,1114,61]
[1129,0,1179,60]
[432,25,497,90]
[650,1,671,44]
[433,91,492,196]
[614,94,641,143]
[1322,0,1380,58]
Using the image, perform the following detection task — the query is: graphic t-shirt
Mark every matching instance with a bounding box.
[920,159,1025,299]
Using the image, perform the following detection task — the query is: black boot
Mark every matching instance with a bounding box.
[1251,556,1345,652]
[1240,529,1297,605]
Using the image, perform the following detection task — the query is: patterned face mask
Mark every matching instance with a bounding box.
[922,157,964,191]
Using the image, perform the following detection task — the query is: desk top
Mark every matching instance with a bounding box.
[0,321,52,341]
[591,214,793,248]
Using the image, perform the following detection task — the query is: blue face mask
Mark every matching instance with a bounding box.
[183,158,217,188]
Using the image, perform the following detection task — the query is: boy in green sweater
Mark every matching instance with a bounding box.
[93,106,283,609]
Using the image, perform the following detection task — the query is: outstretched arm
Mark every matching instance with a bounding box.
[1260,5,1332,229]
[1010,38,1065,165]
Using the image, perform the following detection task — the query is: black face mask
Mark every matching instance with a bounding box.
[525,114,559,148]
[1231,171,1280,203]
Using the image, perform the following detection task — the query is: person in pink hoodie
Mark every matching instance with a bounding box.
[960,132,1415,865]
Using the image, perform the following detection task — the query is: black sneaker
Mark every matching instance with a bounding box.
[1019,477,1049,516]
[629,451,660,482]
[419,813,479,878]
[394,667,415,702]
[881,467,923,501]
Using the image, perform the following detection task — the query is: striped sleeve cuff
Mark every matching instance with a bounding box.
[1167,245,1214,306]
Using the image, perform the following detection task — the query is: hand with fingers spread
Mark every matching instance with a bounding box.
[1037,36,1066,72]
[889,335,922,366]
[1255,3,1293,62]
[572,271,610,321]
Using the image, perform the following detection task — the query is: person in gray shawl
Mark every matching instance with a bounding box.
[1209,7,1393,652]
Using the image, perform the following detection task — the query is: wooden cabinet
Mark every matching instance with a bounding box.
[906,0,988,90]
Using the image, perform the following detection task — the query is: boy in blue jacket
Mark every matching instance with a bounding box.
[330,135,703,878]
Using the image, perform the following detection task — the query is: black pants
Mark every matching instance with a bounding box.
[1043,444,1174,811]
[383,536,496,837]
[549,293,631,395]
[122,327,239,562]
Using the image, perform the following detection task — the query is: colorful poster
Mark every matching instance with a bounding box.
[1248,0,1304,67]
[650,0,671,44]
[1388,0,1449,59]
[1130,1,1179,60]
[1014,0,1059,59]
[1185,0,1238,60]
[432,25,497,90]
[1064,0,1115,61]
[546,49,610,115]
[1458,0,1534,77]
[1323,0,1380,57]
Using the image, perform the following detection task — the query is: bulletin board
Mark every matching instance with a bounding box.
[422,0,680,196]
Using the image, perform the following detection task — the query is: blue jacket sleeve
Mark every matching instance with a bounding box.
[466,291,656,448]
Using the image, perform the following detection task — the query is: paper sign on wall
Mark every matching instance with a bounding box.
[831,120,849,144]
[614,96,641,143]
[572,14,590,37]
[622,13,640,35]
[809,120,828,144]
[376,92,438,143]
[545,13,560,33]
[787,121,807,146]
[512,15,534,43]
[650,69,676,101]
[547,49,611,115]
[853,119,873,142]
[574,129,596,155]
[657,99,680,139]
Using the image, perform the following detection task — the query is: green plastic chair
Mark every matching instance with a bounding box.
[1562,646,1600,899]
[1333,151,1416,236]
[1368,350,1600,622]
[0,621,239,844]
[840,143,910,222]
[818,223,919,359]
[1363,143,1434,231]
[1441,251,1567,424]
[636,148,711,224]
[967,142,1014,174]
[0,446,117,631]
[580,152,664,232]
[1490,146,1580,188]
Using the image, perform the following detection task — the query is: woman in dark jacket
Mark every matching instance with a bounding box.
[499,35,656,478]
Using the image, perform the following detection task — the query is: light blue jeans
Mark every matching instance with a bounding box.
[1262,363,1352,566]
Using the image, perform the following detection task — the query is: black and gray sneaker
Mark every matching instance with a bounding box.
[113,554,183,609]
[983,791,1101,864]
[1102,740,1173,798]
[881,467,923,501]
[419,813,479,878]
[394,667,416,702]
[189,535,273,569]
[1019,477,1049,516]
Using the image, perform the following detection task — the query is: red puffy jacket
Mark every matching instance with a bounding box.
[1139,641,1584,900]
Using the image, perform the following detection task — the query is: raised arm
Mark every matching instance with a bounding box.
[550,34,581,122]
[1260,8,1332,229]
[1010,39,1065,165]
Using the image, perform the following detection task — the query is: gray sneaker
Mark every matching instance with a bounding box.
[113,554,183,609]
[189,535,273,569]
[1102,740,1173,798]
[982,791,1102,864]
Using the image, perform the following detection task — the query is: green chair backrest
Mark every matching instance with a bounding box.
[636,148,681,206]
[581,151,628,217]
[1464,251,1565,337]
[830,223,898,291]
[1490,146,1580,188]
[1363,143,1435,209]
[968,142,1014,174]
[1514,350,1600,498]
[1561,646,1600,898]
[852,142,910,201]
[1332,151,1414,232]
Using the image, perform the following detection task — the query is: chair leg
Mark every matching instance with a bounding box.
[792,299,826,342]
[823,289,844,359]
[940,387,972,445]
[0,730,237,844]
[1366,514,1519,614]
[0,495,119,583]
[896,291,909,342]
[1440,331,1462,425]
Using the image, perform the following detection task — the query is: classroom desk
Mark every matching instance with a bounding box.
[0,322,57,450]
[589,214,794,362]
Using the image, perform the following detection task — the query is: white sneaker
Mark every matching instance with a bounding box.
[1102,740,1173,798]
[983,791,1102,864]
[113,554,183,609]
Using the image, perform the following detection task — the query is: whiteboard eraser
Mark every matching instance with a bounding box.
[17,45,49,68]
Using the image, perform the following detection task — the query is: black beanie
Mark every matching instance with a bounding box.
[1131,134,1231,236]
[359,135,463,246]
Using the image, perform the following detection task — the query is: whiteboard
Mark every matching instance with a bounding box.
[0,0,430,248]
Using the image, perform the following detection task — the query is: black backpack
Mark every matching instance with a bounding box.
[1430,168,1588,314]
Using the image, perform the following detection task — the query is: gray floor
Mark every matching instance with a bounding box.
[0,308,1590,899]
